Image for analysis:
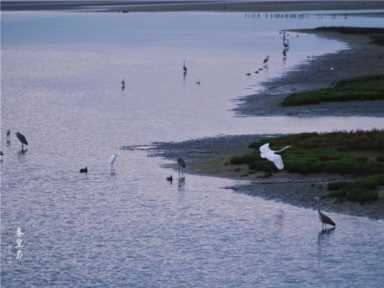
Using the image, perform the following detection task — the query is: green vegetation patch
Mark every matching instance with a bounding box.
[229,130,384,202]
[327,175,384,203]
[282,75,384,106]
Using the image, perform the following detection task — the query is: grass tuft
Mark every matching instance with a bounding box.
[281,75,384,106]
[229,131,384,202]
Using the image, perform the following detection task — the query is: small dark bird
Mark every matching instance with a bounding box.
[121,80,125,91]
[177,158,186,177]
[79,167,88,174]
[0,151,3,162]
[15,132,28,153]
[6,129,11,145]
[166,175,173,183]
[254,71,259,74]
[183,61,187,75]
[196,80,201,85]
[245,72,251,76]
[263,55,269,65]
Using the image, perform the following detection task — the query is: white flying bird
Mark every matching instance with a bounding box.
[259,143,291,170]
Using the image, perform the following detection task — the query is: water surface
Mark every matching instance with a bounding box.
[1,11,384,287]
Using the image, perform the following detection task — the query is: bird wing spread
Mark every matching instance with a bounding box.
[259,143,271,159]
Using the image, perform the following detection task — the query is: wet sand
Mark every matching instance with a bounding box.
[2,0,384,12]
[235,29,384,117]
[151,135,384,219]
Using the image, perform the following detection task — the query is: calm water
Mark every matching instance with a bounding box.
[1,11,384,287]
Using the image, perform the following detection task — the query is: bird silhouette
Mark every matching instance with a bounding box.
[263,55,269,65]
[15,132,28,153]
[183,60,188,77]
[6,129,11,145]
[79,167,88,174]
[315,197,336,230]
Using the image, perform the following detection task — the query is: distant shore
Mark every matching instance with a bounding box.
[235,27,384,117]
[2,0,384,12]
[151,134,384,220]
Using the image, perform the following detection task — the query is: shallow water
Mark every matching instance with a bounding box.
[1,11,384,287]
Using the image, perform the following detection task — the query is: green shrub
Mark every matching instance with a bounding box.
[344,186,378,203]
[328,181,349,191]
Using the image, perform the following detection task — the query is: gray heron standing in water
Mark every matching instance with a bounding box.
[177,158,186,178]
[15,132,28,153]
[315,197,336,230]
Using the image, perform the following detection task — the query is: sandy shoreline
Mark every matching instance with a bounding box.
[235,29,384,117]
[3,0,384,12]
[150,135,384,220]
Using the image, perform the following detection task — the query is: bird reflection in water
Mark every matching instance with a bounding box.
[178,177,186,191]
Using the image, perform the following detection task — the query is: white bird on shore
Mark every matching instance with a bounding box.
[259,143,291,170]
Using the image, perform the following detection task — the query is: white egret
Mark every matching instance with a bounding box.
[16,227,24,238]
[109,154,117,169]
[6,129,11,145]
[259,143,291,170]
